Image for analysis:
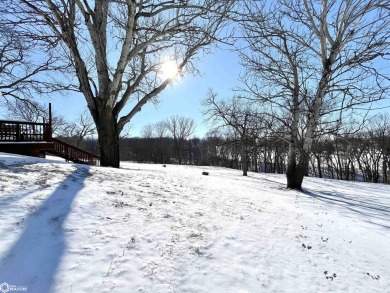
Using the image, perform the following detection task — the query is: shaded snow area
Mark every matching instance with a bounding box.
[0,153,389,293]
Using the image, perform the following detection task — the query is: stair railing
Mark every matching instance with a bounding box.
[52,138,100,166]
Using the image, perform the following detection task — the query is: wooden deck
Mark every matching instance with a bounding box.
[0,106,100,165]
[0,119,54,157]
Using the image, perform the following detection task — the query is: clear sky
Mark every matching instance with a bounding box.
[47,45,242,139]
[3,42,389,139]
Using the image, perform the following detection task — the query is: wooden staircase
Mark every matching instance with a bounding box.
[50,138,100,166]
[0,104,100,166]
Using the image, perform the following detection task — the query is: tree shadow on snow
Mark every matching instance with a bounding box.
[0,159,71,208]
[303,189,390,230]
[0,164,91,293]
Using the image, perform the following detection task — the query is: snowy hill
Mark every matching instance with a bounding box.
[0,152,389,293]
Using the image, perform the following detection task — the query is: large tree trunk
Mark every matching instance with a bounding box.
[286,148,309,190]
[286,166,304,190]
[287,144,302,190]
[286,90,304,189]
[96,111,120,168]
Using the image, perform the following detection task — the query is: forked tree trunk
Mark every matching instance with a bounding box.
[96,111,120,168]
[286,143,310,190]
[286,159,309,190]
[287,144,301,189]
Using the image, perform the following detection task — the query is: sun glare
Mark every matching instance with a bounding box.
[161,60,179,80]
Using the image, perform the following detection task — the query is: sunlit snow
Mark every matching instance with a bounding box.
[0,153,389,292]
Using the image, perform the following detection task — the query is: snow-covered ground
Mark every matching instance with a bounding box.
[0,152,389,293]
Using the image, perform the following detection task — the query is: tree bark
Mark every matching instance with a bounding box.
[96,110,120,168]
[286,143,310,190]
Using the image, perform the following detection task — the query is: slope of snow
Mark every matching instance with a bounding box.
[0,152,389,293]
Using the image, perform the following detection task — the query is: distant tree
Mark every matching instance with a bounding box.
[13,0,235,167]
[372,114,390,184]
[155,121,168,140]
[311,137,330,178]
[61,110,96,148]
[140,123,158,162]
[141,124,155,140]
[237,0,390,189]
[200,129,225,166]
[186,138,201,165]
[166,116,196,165]
[354,114,390,183]
[154,121,169,163]
[202,91,263,176]
[131,120,173,163]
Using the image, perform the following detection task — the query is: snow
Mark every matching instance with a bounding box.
[0,152,389,293]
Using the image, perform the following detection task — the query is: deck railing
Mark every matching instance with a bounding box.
[0,119,99,166]
[0,120,51,142]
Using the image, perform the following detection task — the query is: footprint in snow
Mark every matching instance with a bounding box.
[367,272,380,280]
[324,271,337,281]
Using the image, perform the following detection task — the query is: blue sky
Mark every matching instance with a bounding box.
[2,42,389,139]
[48,45,242,138]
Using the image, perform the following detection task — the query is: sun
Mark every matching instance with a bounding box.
[160,59,179,80]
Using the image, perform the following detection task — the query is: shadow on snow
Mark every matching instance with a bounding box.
[303,188,390,230]
[0,164,91,293]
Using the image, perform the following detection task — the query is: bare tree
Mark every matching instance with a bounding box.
[237,0,390,189]
[140,122,158,162]
[5,100,47,122]
[166,115,196,164]
[357,113,390,183]
[13,0,235,167]
[372,113,390,184]
[62,110,96,147]
[141,124,155,139]
[0,2,73,103]
[139,120,172,163]
[202,91,263,176]
[155,121,168,139]
[154,120,169,163]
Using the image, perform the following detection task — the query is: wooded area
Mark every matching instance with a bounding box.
[73,112,390,185]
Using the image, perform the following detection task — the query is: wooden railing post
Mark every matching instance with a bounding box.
[16,122,21,141]
[48,103,52,141]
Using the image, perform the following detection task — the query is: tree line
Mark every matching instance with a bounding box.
[5,98,389,185]
[86,113,390,185]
